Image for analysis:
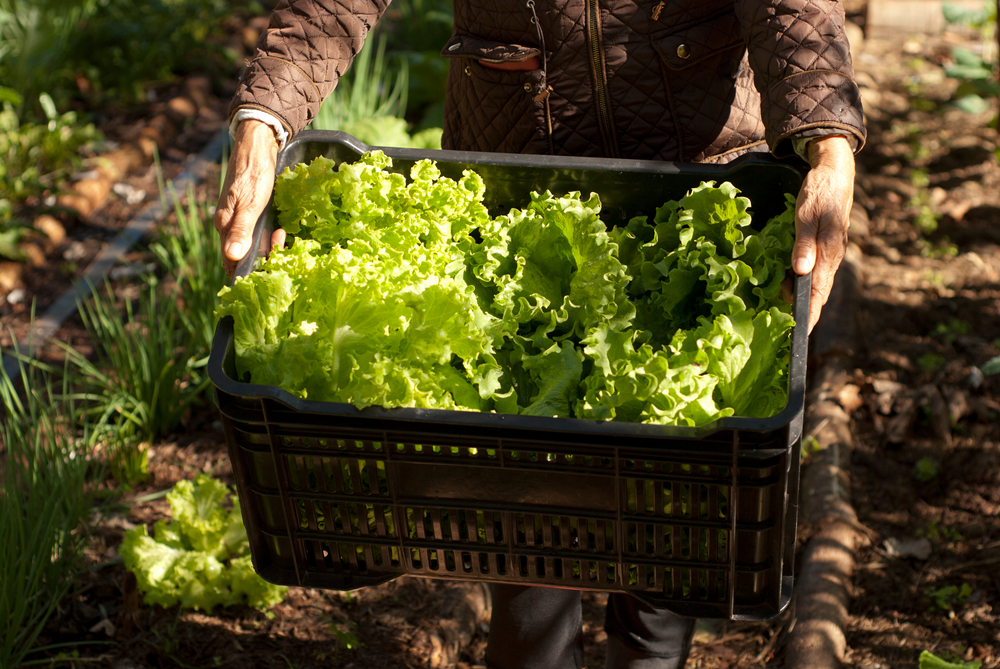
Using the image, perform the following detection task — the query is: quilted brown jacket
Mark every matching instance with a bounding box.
[231,0,866,163]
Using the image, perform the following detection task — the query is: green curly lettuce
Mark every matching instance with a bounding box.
[586,183,797,424]
[218,153,508,410]
[918,651,982,669]
[217,153,797,425]
[119,475,286,612]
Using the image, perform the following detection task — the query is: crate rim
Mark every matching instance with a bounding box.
[283,129,801,178]
[210,132,810,442]
[211,315,807,444]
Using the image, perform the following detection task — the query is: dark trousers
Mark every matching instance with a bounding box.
[485,584,697,669]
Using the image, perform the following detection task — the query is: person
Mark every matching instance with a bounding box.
[214,0,865,666]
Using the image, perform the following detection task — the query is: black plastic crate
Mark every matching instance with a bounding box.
[210,131,809,621]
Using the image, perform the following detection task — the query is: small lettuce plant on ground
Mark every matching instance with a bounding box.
[120,474,286,612]
[919,649,982,669]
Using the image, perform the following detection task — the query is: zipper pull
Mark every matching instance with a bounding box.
[652,1,665,20]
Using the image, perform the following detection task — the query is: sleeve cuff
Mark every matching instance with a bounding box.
[230,109,290,151]
[790,131,858,162]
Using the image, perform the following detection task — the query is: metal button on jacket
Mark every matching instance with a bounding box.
[676,43,691,59]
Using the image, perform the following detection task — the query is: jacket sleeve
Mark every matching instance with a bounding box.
[736,0,867,157]
[229,0,391,139]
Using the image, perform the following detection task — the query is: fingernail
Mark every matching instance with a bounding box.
[793,258,811,274]
[226,241,245,259]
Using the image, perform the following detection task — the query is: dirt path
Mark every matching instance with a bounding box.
[842,30,1000,669]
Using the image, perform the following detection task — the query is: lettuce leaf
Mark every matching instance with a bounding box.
[578,325,728,426]
[119,474,286,612]
[667,307,794,419]
[479,190,633,340]
[593,180,797,423]
[918,651,982,669]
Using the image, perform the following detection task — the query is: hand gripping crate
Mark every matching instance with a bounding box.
[209,131,809,621]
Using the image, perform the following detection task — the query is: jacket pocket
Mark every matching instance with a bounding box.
[440,35,541,65]
[651,11,744,71]
[441,35,552,154]
[651,12,758,161]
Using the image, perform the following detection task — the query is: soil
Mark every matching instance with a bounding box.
[6,22,1000,669]
[842,32,1000,669]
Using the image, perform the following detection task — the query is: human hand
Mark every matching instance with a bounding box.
[789,135,856,333]
[214,119,285,279]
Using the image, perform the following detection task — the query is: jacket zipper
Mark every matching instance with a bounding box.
[585,0,619,157]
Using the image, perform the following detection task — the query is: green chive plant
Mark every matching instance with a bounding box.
[53,162,223,484]
[61,275,211,477]
[148,182,228,355]
[378,0,453,119]
[309,35,407,132]
[0,352,101,669]
[63,173,228,483]
[308,36,442,149]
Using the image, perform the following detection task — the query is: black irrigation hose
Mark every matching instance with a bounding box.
[1,127,229,382]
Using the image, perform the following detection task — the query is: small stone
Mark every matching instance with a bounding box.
[112,182,146,205]
[837,383,864,412]
[181,75,212,110]
[879,90,909,114]
[860,88,882,110]
[6,287,26,305]
[63,240,88,262]
[0,263,22,294]
[849,202,870,240]
[33,214,66,247]
[854,71,877,89]
[21,242,45,267]
[943,385,970,424]
[89,618,116,637]
[64,176,115,216]
[103,514,137,532]
[883,536,932,560]
[166,96,197,123]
